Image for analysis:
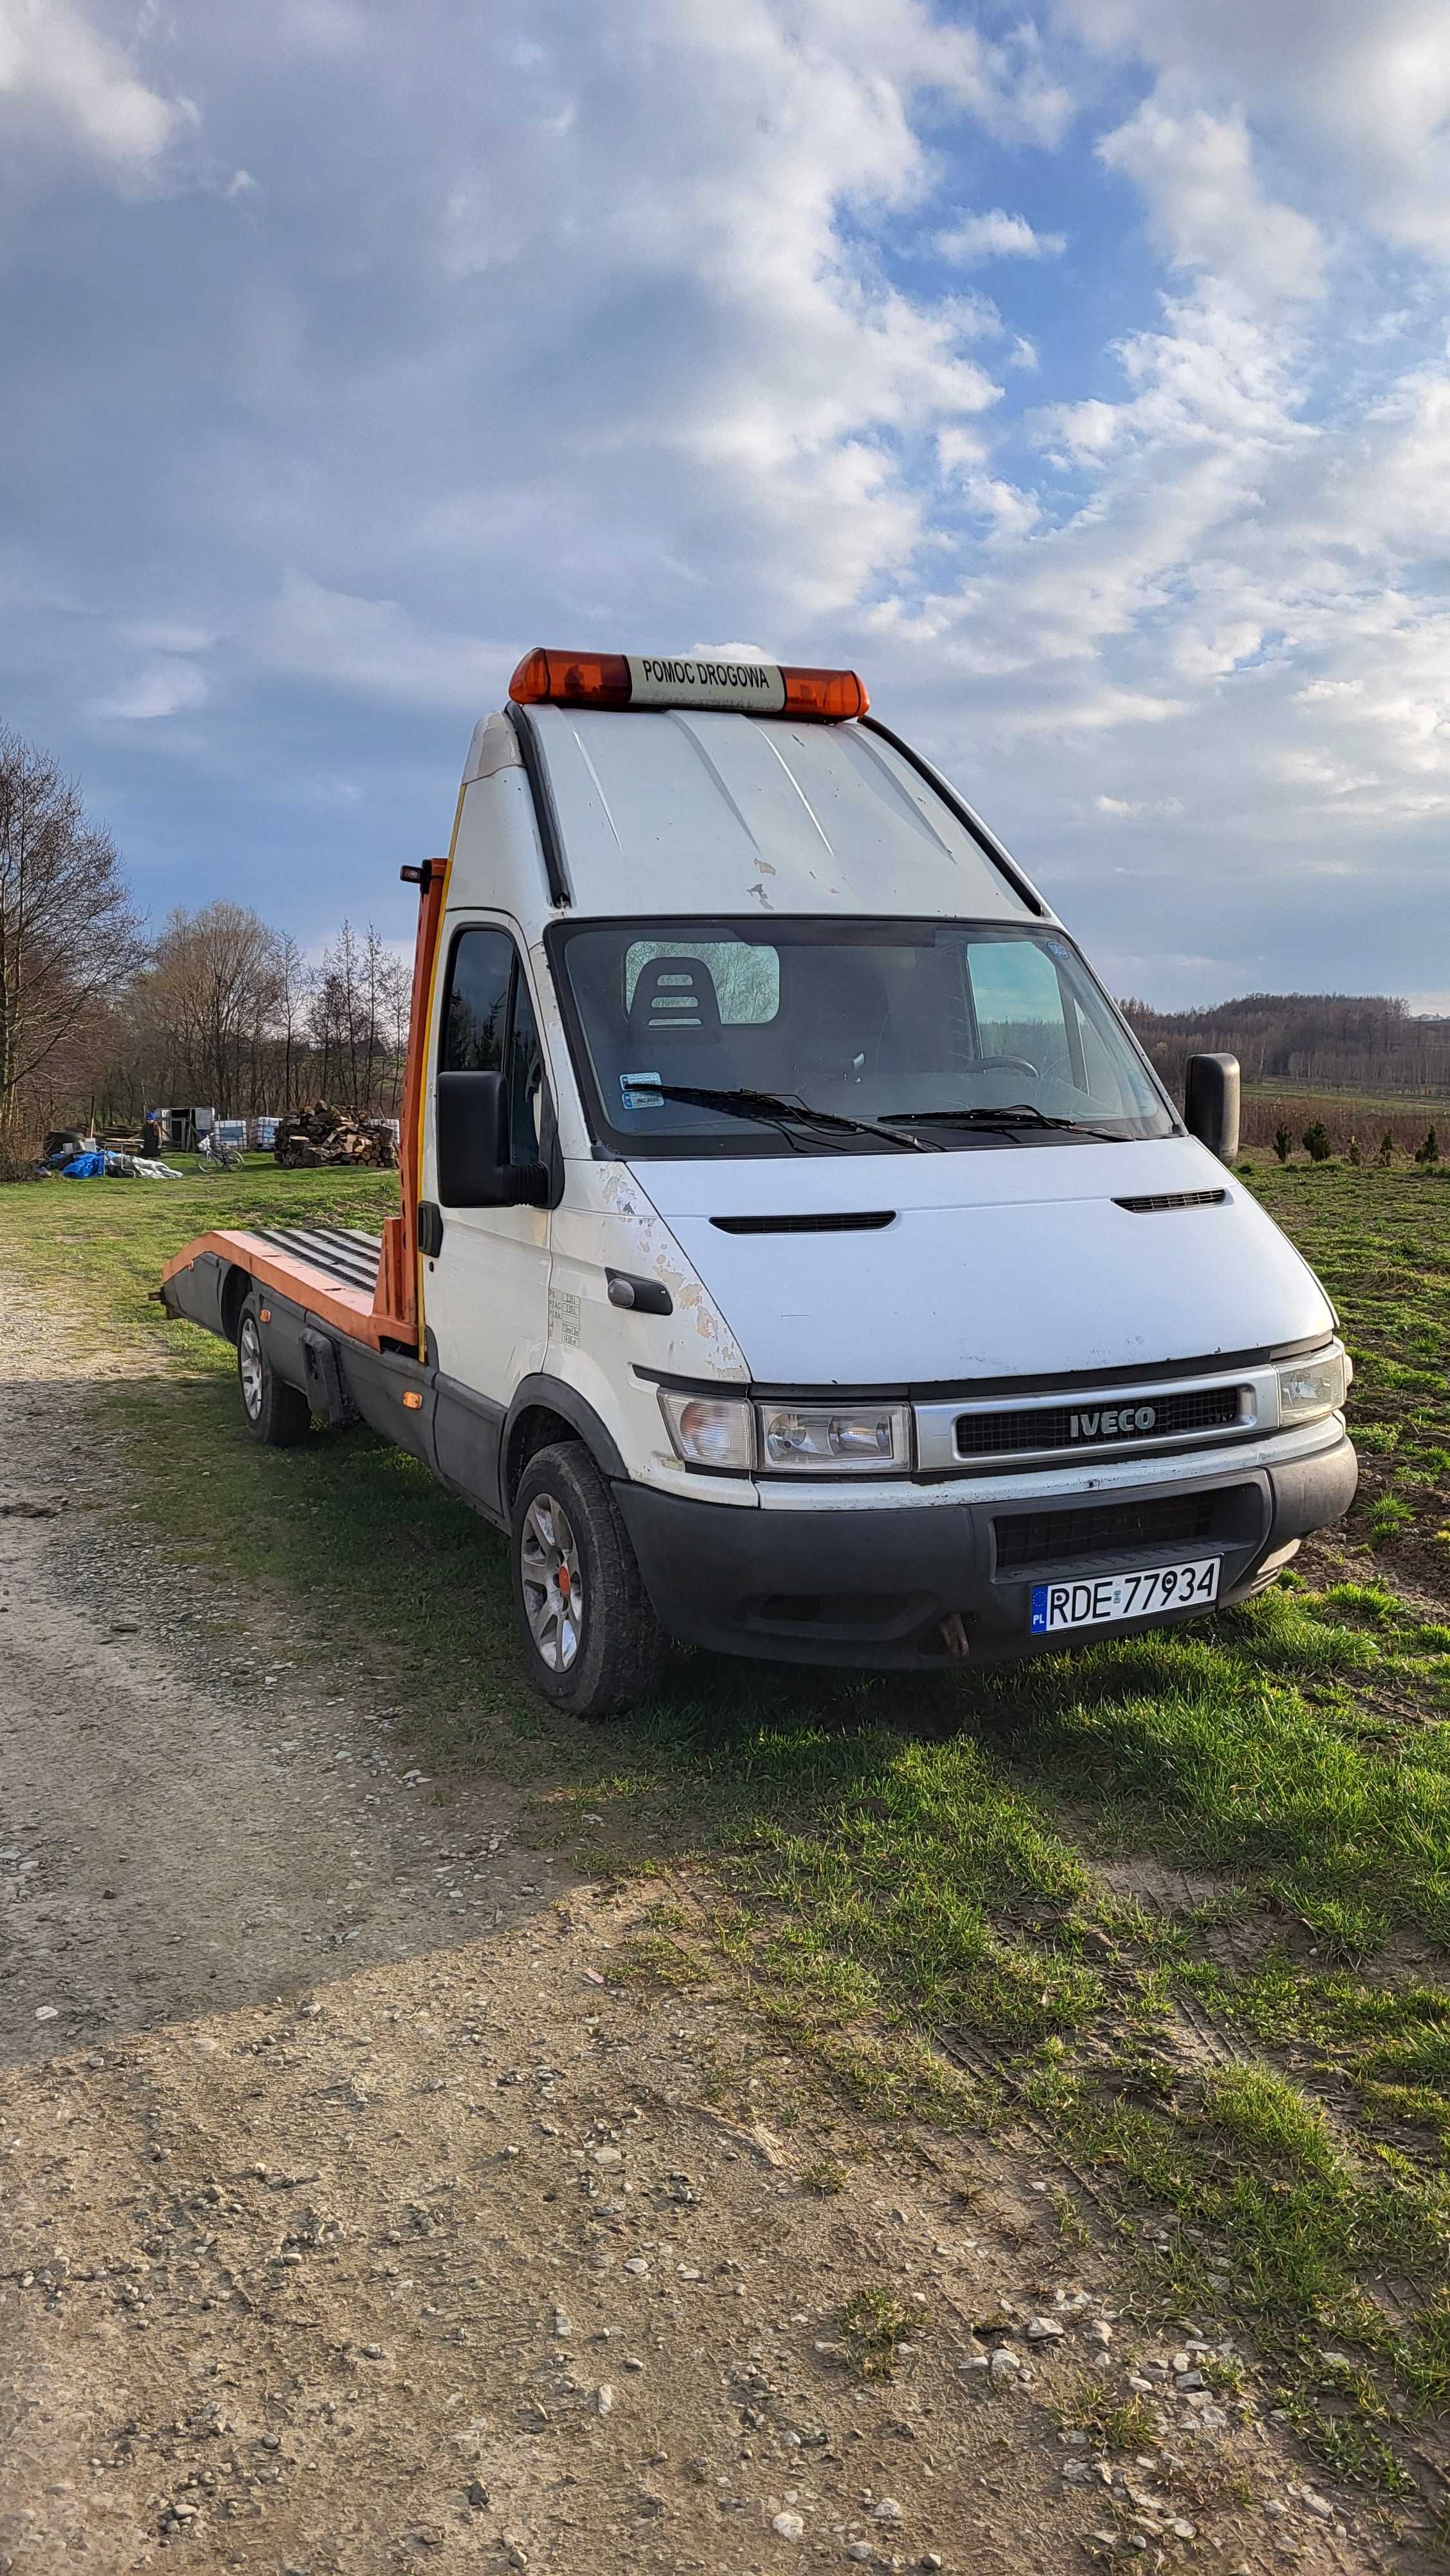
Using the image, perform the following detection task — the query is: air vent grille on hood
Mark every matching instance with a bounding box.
[1114,1189,1227,1214]
[710,1211,896,1235]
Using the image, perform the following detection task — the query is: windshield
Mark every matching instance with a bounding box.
[550,918,1174,1156]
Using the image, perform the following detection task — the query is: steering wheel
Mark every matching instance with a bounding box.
[975,1054,1039,1079]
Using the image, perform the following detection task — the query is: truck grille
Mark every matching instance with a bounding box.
[956,1383,1243,1461]
[993,1492,1220,1573]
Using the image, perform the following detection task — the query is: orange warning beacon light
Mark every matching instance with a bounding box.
[507,648,868,722]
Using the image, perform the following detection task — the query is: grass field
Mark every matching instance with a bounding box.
[1248,1081,1449,1115]
[5,1153,1450,2503]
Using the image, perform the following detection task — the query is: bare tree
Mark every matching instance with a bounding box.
[136,903,285,1115]
[0,730,143,1153]
[312,921,364,1112]
[274,931,313,1114]
[379,945,413,1112]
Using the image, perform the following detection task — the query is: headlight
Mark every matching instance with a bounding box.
[756,1400,911,1473]
[1276,1343,1350,1426]
[657,1388,754,1470]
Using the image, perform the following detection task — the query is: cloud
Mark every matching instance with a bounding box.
[1098,100,1324,301]
[936,207,1066,263]
[961,475,1044,540]
[1060,0,1450,261]
[92,658,209,721]
[252,571,508,712]
[0,0,187,172]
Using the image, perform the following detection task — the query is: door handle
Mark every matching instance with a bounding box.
[417,1201,445,1257]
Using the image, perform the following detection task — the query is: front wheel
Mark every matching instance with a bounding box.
[510,1441,664,1719]
[237,1295,311,1446]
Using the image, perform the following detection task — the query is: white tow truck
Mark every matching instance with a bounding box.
[160,647,1355,1716]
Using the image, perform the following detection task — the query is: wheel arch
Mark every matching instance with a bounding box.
[502,1374,628,1512]
[221,1264,253,1345]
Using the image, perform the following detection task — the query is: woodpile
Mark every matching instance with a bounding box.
[273,1100,398,1170]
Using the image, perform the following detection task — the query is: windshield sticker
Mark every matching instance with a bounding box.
[621,1072,664,1109]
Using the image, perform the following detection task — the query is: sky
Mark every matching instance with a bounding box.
[1,0,1447,1010]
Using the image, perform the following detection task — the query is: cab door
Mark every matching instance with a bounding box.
[422,919,551,1452]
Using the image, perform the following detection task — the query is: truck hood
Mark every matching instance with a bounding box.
[632,1137,1333,1386]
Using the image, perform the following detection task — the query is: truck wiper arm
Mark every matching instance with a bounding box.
[881,1101,1122,1141]
[641,1083,939,1151]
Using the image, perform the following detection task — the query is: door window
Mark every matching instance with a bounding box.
[966,936,1075,1087]
[508,972,543,1161]
[442,928,513,1073]
[439,926,544,1169]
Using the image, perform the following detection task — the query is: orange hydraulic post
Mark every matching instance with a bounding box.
[372,858,449,1350]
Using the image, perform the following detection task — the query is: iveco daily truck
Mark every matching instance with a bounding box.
[160,649,1356,1717]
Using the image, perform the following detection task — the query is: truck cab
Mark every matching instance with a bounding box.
[162,648,1355,1716]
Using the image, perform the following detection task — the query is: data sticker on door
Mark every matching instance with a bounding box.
[1030,1558,1219,1634]
[547,1286,581,1349]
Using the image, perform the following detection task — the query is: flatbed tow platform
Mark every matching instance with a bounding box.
[245,1225,382,1294]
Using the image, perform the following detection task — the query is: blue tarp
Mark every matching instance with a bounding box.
[60,1153,110,1178]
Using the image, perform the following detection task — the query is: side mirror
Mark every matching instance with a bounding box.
[437,1070,549,1207]
[1184,1052,1241,1163]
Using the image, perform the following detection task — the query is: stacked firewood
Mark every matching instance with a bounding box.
[273,1100,398,1170]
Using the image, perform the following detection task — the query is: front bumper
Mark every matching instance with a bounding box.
[614,1430,1357,1668]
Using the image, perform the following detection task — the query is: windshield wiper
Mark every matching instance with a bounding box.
[639,1083,939,1152]
[881,1101,1124,1141]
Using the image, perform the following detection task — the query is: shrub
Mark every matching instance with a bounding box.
[1274,1123,1293,1164]
[1301,1121,1332,1163]
[1378,1132,1396,1167]
[1415,1127,1440,1166]
[1346,1133,1362,1166]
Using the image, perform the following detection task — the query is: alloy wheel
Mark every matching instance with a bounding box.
[520,1492,584,1671]
[239,1314,263,1420]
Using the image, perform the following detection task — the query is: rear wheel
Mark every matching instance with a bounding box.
[237,1295,310,1447]
[510,1441,663,1719]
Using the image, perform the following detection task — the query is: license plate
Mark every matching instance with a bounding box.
[1030,1557,1219,1634]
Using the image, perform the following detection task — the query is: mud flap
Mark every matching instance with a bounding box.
[300,1328,359,1428]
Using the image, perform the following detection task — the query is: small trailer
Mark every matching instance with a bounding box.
[160,648,1355,1718]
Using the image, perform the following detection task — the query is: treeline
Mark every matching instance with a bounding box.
[1124,992,1450,1098]
[94,906,412,1130]
[0,728,411,1161]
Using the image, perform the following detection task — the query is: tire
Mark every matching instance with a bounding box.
[510,1440,664,1719]
[236,1294,311,1447]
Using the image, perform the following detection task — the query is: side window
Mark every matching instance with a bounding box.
[1073,996,1125,1104]
[439,927,544,1170]
[509,971,543,1162]
[442,928,513,1072]
[966,938,1072,1085]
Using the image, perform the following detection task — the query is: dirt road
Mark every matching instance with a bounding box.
[0,1271,1385,2572]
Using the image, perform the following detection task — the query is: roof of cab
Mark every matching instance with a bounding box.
[472,705,1046,922]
